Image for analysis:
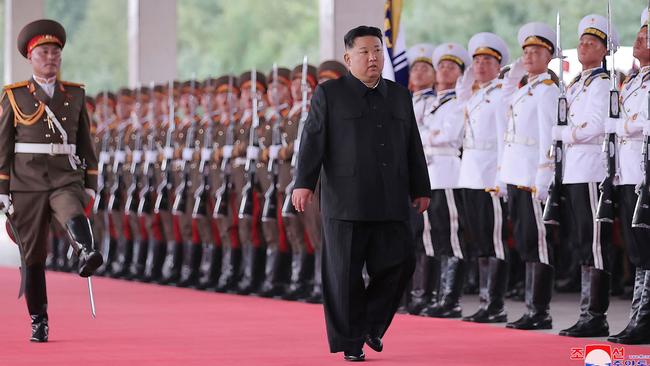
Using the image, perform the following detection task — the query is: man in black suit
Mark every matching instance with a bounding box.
[292,25,430,362]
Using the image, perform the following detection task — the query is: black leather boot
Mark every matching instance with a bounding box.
[463,257,490,321]
[609,269,650,344]
[559,266,610,337]
[464,257,508,323]
[283,250,313,301]
[158,241,183,285]
[125,239,148,281]
[259,245,286,297]
[96,237,117,277]
[45,235,59,270]
[177,242,203,288]
[215,245,242,292]
[306,247,324,304]
[55,235,70,272]
[507,262,553,330]
[142,240,166,283]
[65,215,103,277]
[196,244,222,290]
[423,256,465,318]
[407,252,432,315]
[25,264,48,342]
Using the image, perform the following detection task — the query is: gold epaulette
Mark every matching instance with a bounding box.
[3,80,29,90]
[60,80,85,89]
[5,84,45,126]
[542,79,555,86]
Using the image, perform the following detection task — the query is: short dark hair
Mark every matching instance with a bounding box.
[344,26,383,49]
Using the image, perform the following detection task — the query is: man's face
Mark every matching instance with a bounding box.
[523,45,552,75]
[435,60,462,88]
[633,27,650,64]
[268,82,290,106]
[290,78,313,102]
[116,96,133,120]
[577,34,607,68]
[29,44,61,79]
[239,86,265,110]
[472,54,500,83]
[409,61,435,91]
[344,36,384,83]
[215,91,238,113]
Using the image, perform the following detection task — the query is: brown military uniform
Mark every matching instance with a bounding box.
[0,79,98,266]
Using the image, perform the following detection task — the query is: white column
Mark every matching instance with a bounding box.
[128,0,177,87]
[319,0,384,62]
[3,0,45,84]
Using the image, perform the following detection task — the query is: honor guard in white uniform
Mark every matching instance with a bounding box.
[609,8,650,345]
[457,32,511,324]
[418,43,471,319]
[552,14,617,338]
[500,22,559,330]
[405,42,438,315]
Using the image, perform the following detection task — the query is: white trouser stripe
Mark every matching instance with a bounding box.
[444,189,463,259]
[588,182,604,270]
[530,194,549,265]
[422,212,435,257]
[491,196,506,260]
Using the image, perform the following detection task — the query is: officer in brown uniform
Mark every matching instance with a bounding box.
[170,80,203,287]
[280,63,318,301]
[258,66,292,297]
[191,77,221,289]
[232,70,268,295]
[139,84,169,283]
[0,19,102,342]
[212,76,243,292]
[91,91,117,276]
[107,88,135,278]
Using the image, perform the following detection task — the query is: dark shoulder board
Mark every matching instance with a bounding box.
[585,68,609,87]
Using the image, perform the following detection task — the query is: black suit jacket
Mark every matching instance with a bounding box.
[295,73,430,221]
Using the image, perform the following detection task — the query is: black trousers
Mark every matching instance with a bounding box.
[507,185,554,264]
[563,183,611,271]
[321,218,415,353]
[618,184,650,269]
[461,189,507,260]
[427,188,465,258]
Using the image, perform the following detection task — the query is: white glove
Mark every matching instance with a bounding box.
[132,150,143,164]
[164,146,175,160]
[644,122,650,136]
[551,125,568,142]
[182,147,194,161]
[222,145,233,159]
[269,145,281,160]
[99,151,111,164]
[201,148,212,161]
[114,150,126,164]
[508,57,526,80]
[246,146,260,160]
[534,187,548,202]
[0,194,9,214]
[456,64,475,99]
[84,189,96,200]
[293,141,301,155]
[604,117,618,134]
[145,150,158,163]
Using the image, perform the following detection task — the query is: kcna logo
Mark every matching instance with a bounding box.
[570,344,626,365]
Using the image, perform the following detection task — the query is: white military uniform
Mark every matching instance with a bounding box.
[616,66,650,185]
[500,22,559,268]
[457,32,509,261]
[552,14,618,273]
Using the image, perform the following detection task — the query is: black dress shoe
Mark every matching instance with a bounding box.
[559,317,609,337]
[343,349,365,362]
[364,335,383,352]
[30,315,48,343]
[505,313,552,330]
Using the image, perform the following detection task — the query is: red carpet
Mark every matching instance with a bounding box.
[0,268,648,366]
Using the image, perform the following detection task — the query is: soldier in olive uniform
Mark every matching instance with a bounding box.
[258,66,292,297]
[281,63,318,301]
[0,19,102,342]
